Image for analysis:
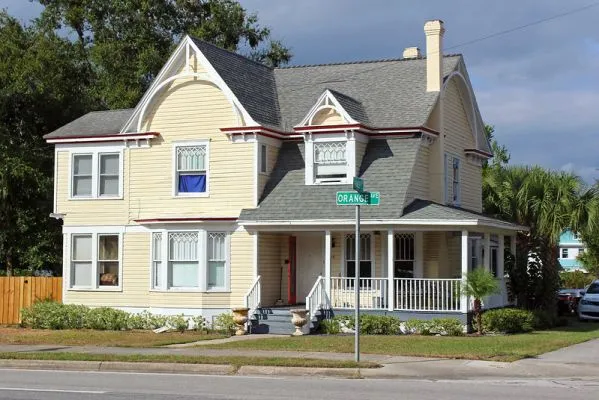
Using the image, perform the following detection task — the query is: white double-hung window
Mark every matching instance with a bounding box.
[70,149,122,199]
[69,233,121,290]
[151,230,230,291]
[445,153,461,206]
[174,143,208,196]
[314,141,347,182]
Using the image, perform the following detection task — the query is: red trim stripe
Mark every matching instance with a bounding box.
[134,217,238,224]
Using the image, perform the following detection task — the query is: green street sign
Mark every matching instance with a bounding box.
[336,191,380,206]
[353,177,364,192]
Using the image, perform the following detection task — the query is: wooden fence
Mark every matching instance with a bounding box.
[0,277,62,325]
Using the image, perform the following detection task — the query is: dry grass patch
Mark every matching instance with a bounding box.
[0,328,226,347]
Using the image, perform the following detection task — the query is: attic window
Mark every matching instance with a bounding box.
[314,141,347,182]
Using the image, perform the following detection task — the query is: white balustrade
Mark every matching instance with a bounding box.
[330,277,388,309]
[394,278,461,312]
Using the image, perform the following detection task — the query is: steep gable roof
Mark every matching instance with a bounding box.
[239,138,421,222]
[190,38,281,129]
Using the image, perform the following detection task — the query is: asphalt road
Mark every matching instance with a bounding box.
[0,369,598,400]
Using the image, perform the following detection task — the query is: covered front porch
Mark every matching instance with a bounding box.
[245,226,519,322]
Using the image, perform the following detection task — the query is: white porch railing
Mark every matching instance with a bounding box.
[306,276,329,319]
[394,278,461,312]
[244,275,261,315]
[330,277,389,309]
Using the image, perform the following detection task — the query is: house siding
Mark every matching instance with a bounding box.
[258,233,283,306]
[443,79,482,212]
[311,108,344,125]
[64,229,253,310]
[258,144,280,201]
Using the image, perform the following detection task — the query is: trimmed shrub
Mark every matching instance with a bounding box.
[482,308,535,334]
[213,312,236,334]
[191,315,208,332]
[403,318,464,336]
[319,319,341,334]
[84,307,130,330]
[166,314,189,333]
[403,319,432,335]
[21,302,89,330]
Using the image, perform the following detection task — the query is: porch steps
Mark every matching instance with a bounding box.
[249,307,324,335]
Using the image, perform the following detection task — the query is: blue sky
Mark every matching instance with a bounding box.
[4,0,599,181]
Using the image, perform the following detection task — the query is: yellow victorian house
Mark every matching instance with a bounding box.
[45,20,524,334]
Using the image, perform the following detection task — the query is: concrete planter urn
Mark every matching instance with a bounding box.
[231,307,250,336]
[290,309,309,336]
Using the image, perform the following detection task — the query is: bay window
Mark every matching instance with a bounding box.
[69,233,121,290]
[151,229,230,291]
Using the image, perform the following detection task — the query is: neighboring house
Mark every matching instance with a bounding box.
[559,230,586,271]
[44,20,524,331]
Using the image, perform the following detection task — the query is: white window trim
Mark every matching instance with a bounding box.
[342,232,375,278]
[172,140,210,198]
[305,136,356,186]
[67,232,123,292]
[259,143,268,175]
[444,152,461,207]
[68,147,124,200]
[149,228,231,293]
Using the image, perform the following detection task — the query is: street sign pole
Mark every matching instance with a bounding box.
[354,204,360,363]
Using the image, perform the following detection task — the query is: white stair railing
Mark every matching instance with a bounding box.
[244,275,261,316]
[306,276,328,320]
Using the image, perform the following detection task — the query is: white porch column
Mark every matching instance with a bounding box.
[483,232,491,272]
[498,235,505,278]
[253,232,259,280]
[498,234,506,304]
[387,230,394,311]
[461,230,469,313]
[324,230,331,296]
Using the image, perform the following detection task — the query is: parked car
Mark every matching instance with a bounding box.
[558,288,585,315]
[578,280,599,321]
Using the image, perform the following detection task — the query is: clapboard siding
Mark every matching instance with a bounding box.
[258,233,283,306]
[443,79,482,212]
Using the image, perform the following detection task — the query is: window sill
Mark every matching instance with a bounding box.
[68,196,123,201]
[259,171,269,176]
[206,288,231,293]
[68,287,123,292]
[148,288,231,294]
[173,193,210,198]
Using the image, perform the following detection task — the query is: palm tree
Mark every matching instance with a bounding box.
[463,269,500,334]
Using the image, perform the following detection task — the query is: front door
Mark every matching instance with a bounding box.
[287,236,297,304]
[297,235,325,302]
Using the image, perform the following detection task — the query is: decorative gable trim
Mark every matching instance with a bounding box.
[120,36,256,133]
[296,90,358,127]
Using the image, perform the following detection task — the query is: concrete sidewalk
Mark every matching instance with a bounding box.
[1,342,599,380]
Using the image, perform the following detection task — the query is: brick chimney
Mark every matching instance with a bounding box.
[424,20,445,92]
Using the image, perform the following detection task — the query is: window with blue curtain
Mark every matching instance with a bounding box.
[176,145,207,194]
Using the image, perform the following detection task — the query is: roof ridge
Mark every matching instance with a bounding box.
[189,36,274,71]
[87,108,134,114]
[276,54,462,70]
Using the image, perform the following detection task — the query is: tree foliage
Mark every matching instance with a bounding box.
[1,2,290,275]
[36,0,292,109]
[463,269,500,334]
[482,126,599,311]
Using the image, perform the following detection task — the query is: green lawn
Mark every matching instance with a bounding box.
[0,328,226,347]
[204,321,599,362]
[0,352,378,369]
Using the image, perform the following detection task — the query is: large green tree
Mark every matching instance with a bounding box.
[36,0,292,109]
[482,127,598,309]
[0,11,91,275]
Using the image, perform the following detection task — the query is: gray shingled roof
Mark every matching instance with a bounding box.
[402,199,524,229]
[239,138,421,221]
[327,89,369,124]
[273,56,461,130]
[190,38,282,129]
[43,109,134,139]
